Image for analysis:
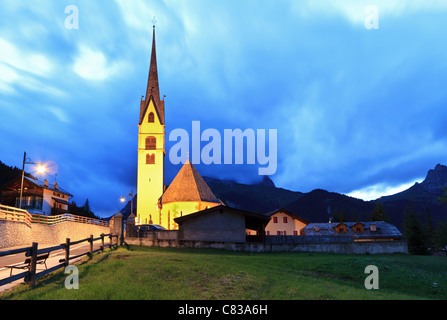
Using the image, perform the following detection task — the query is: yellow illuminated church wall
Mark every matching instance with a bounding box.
[158,200,220,230]
[136,27,222,228]
[137,98,165,225]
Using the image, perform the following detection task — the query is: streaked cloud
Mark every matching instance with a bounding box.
[0,0,446,216]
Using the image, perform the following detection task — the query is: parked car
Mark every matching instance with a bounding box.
[135,224,166,231]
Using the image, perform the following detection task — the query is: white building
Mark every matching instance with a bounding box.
[0,176,73,216]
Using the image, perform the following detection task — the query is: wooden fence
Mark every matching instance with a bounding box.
[30,213,109,227]
[0,204,109,228]
[0,204,32,227]
[0,233,119,288]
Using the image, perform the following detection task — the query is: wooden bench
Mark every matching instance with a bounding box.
[6,253,49,276]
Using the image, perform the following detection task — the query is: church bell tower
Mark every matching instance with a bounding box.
[136,25,165,225]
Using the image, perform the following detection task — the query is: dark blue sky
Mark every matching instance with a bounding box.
[1,1,447,217]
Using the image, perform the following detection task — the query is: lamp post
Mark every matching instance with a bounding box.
[120,189,135,244]
[19,151,46,209]
[120,189,134,217]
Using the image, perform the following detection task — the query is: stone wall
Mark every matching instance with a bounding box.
[0,219,110,249]
[0,220,32,249]
[31,222,110,245]
[124,237,409,254]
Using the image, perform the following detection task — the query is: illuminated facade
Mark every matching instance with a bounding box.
[137,27,220,228]
[137,26,166,225]
[158,159,221,230]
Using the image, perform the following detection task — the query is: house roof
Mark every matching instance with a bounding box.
[303,221,403,239]
[2,175,73,198]
[25,177,73,197]
[266,208,310,225]
[159,160,221,205]
[174,204,270,230]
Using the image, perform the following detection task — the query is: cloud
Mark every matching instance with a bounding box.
[347,179,423,201]
[0,38,53,76]
[72,45,123,81]
[291,0,447,25]
[1,0,447,217]
[46,106,70,124]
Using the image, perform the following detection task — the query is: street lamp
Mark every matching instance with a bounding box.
[120,189,134,217]
[19,151,47,209]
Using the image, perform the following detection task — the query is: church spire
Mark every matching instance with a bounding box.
[140,25,164,124]
[146,25,160,105]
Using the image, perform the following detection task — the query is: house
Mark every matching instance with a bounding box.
[302,221,404,241]
[265,208,309,236]
[0,176,73,216]
[245,208,309,236]
[174,205,270,243]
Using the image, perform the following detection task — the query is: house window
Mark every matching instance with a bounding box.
[266,231,270,235]
[148,112,155,123]
[283,217,288,223]
[145,136,156,150]
[146,154,155,164]
[273,217,278,223]
[293,231,298,235]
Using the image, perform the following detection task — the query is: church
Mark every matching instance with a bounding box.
[136,26,221,229]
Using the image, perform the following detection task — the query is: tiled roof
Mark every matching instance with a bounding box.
[303,221,403,239]
[160,160,220,204]
[265,208,310,224]
[25,176,73,197]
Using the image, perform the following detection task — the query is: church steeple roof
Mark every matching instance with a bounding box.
[159,160,221,205]
[140,26,164,125]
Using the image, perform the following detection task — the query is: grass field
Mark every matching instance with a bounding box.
[1,246,446,300]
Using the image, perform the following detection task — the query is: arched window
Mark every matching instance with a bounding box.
[146,154,155,164]
[148,112,155,123]
[145,136,156,150]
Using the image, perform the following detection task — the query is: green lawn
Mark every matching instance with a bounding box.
[1,246,446,300]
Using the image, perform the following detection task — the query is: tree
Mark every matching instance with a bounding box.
[424,205,435,251]
[439,186,447,206]
[332,209,347,222]
[434,222,447,250]
[69,199,97,219]
[371,201,388,222]
[403,203,427,255]
[83,199,92,216]
[340,209,348,223]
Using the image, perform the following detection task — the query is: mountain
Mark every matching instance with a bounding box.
[283,189,375,224]
[204,164,447,231]
[202,176,302,214]
[377,164,447,229]
[120,164,447,231]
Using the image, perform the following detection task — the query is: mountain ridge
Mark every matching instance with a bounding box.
[203,164,447,231]
[119,164,447,231]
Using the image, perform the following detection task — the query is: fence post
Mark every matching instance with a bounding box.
[64,238,70,267]
[28,242,38,288]
[89,235,93,254]
[109,234,112,249]
[101,233,104,252]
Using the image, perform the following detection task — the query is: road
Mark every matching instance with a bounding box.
[0,242,103,293]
